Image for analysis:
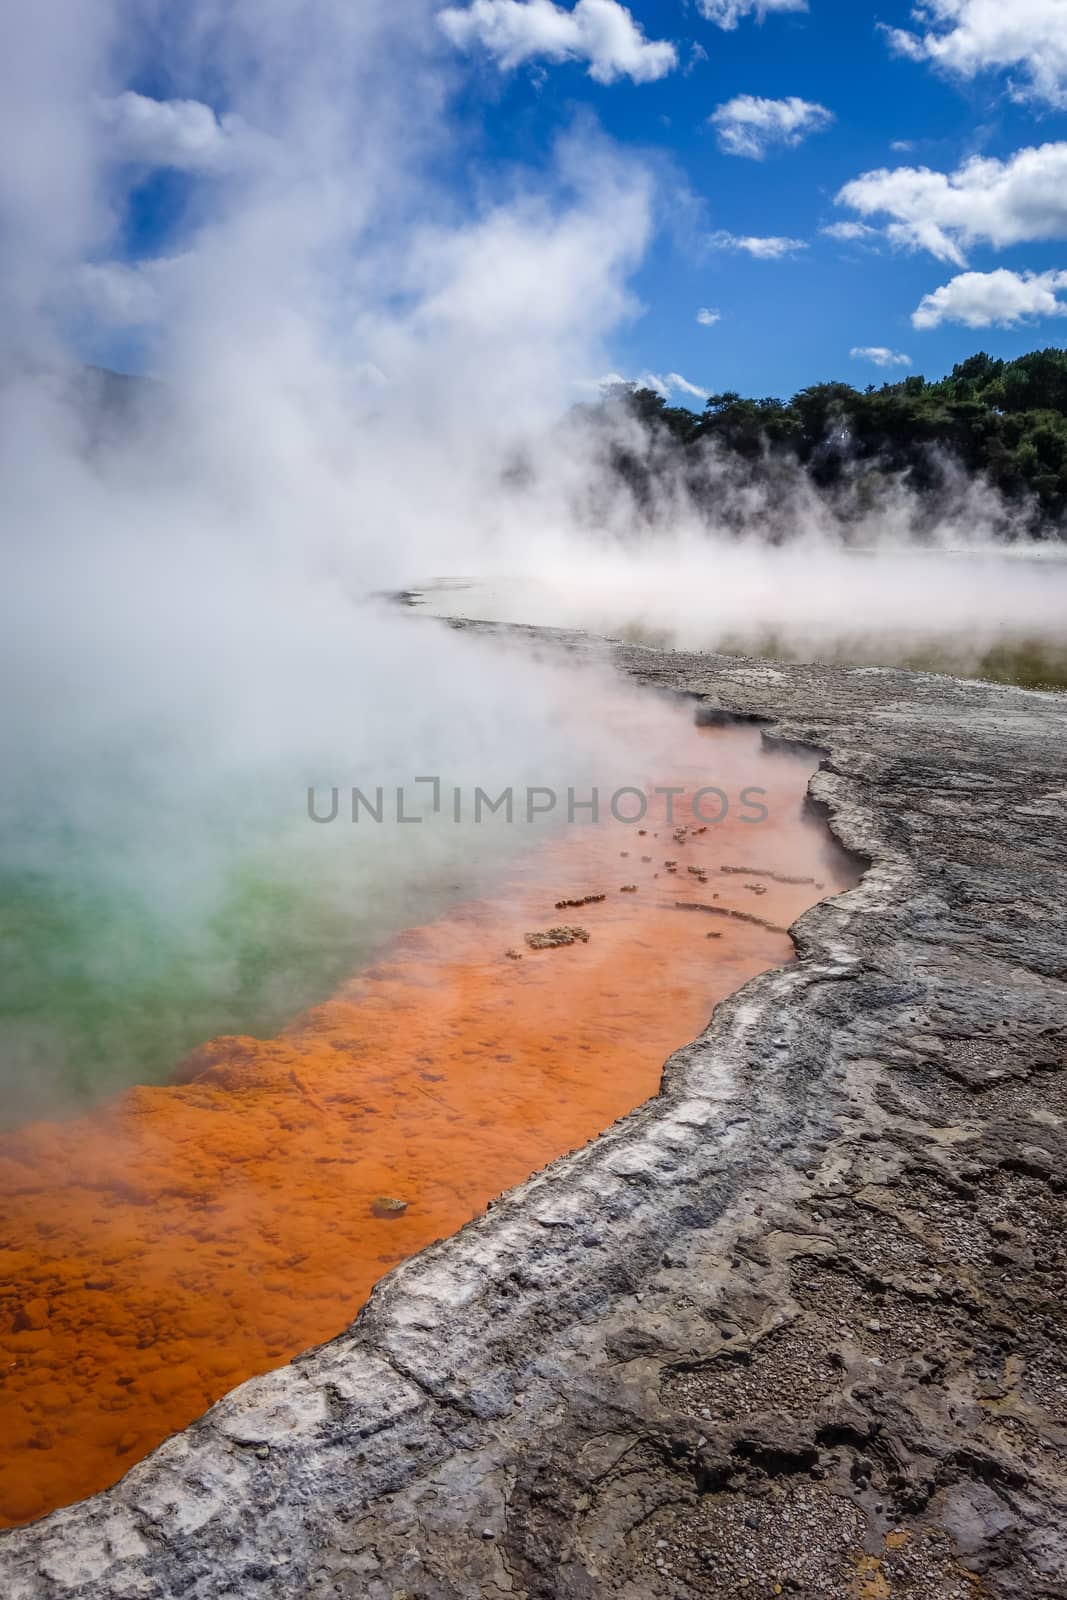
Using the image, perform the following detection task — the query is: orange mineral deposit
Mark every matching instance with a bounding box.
[0,718,856,1526]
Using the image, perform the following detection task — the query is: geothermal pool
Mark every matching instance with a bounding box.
[0,700,856,1527]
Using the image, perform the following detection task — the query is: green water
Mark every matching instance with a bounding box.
[1,863,352,1116]
[0,816,530,1127]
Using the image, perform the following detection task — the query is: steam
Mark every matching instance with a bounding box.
[0,0,661,1119]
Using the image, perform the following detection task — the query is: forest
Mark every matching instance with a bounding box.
[582,347,1067,537]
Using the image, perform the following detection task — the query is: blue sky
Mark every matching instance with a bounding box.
[437,0,1067,400]
[78,1,1067,404]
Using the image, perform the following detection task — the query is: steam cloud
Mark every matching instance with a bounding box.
[0,0,661,1118]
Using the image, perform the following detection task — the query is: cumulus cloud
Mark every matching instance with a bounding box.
[589,370,708,400]
[696,306,721,325]
[836,142,1067,265]
[707,229,807,258]
[437,0,677,83]
[821,220,880,243]
[850,345,912,368]
[885,0,1067,108]
[96,91,247,173]
[710,94,833,159]
[698,0,807,29]
[912,267,1067,329]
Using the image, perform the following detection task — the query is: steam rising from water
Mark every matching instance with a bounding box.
[1,0,1065,1118]
[0,0,661,1117]
[417,544,1067,685]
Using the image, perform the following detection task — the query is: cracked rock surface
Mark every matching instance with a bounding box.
[2,633,1067,1599]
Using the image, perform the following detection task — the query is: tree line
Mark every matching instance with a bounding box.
[579,346,1067,537]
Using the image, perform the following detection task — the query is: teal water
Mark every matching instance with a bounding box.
[0,820,493,1124]
[0,710,604,1124]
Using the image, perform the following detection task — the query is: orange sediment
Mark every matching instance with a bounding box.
[0,721,855,1526]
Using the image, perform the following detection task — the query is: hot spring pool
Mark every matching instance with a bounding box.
[0,700,858,1526]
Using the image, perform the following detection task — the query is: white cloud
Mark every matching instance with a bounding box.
[890,139,915,153]
[912,267,1067,329]
[660,371,709,398]
[585,371,708,401]
[710,94,833,159]
[75,256,188,326]
[437,0,677,84]
[708,229,807,258]
[696,306,721,325]
[698,0,807,29]
[96,91,245,173]
[836,142,1067,265]
[821,220,880,242]
[850,345,912,368]
[885,0,1067,108]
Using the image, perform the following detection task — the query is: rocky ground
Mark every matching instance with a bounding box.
[3,629,1067,1599]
